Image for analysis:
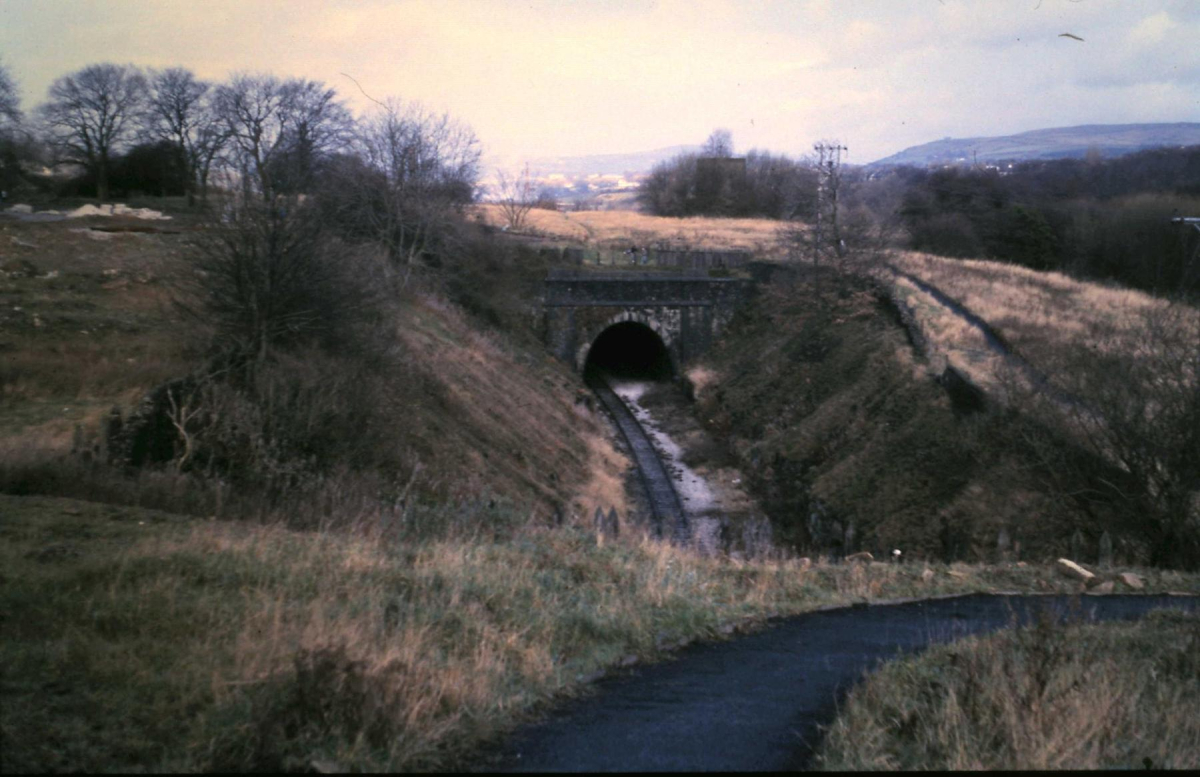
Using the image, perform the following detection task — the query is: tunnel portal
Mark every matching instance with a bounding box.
[584,321,675,381]
[542,271,753,373]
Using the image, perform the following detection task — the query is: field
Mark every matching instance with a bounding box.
[0,214,197,436]
[471,203,789,255]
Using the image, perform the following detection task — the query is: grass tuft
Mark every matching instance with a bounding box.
[818,607,1200,771]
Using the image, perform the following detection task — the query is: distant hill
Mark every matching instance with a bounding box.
[523,144,700,177]
[869,123,1200,168]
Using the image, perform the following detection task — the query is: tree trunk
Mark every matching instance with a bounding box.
[96,159,109,203]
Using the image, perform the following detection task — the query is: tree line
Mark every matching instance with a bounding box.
[0,60,480,219]
[638,129,819,219]
[858,147,1200,297]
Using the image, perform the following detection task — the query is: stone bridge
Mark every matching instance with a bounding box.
[542,270,754,375]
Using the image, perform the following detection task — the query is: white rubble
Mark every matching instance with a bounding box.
[4,202,170,220]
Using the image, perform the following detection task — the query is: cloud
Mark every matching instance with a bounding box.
[1,0,1196,164]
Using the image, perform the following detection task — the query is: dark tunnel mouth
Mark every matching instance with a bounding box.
[584,321,675,381]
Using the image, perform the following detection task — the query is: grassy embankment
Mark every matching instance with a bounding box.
[690,245,1197,562]
[9,493,1198,772]
[819,608,1200,770]
[3,207,1197,770]
[882,250,1200,399]
[0,211,623,521]
[692,269,1075,559]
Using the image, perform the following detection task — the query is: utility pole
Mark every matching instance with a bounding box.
[1170,216,1200,296]
[813,141,848,265]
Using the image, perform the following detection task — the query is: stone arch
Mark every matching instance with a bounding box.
[576,309,679,375]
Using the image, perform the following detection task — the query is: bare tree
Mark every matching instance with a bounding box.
[0,60,21,127]
[321,97,479,269]
[1017,303,1200,568]
[142,67,228,205]
[183,196,367,364]
[495,163,536,232]
[211,73,289,199]
[38,63,146,201]
[702,128,734,158]
[269,78,354,194]
[212,73,353,200]
[0,59,26,197]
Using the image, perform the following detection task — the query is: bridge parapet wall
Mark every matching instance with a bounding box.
[542,273,752,371]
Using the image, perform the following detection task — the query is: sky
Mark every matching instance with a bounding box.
[1,0,1197,169]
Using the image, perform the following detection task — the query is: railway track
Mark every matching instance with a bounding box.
[585,372,689,542]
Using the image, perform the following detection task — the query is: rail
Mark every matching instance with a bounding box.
[585,372,689,542]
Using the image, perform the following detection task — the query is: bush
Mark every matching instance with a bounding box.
[181,195,385,363]
[819,608,1200,770]
[1015,302,1200,568]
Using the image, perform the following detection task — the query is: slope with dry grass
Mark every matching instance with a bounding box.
[8,494,1194,772]
[884,250,1199,397]
[694,269,1080,560]
[389,291,627,518]
[874,251,1200,566]
[1,212,630,525]
[819,607,1200,771]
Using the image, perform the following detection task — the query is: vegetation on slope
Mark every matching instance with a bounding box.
[9,494,1193,772]
[818,608,1200,771]
[693,265,1185,564]
[875,253,1200,568]
[888,250,1196,377]
[699,270,1020,559]
[0,200,626,527]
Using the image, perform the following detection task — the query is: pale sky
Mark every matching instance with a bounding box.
[1,0,1197,167]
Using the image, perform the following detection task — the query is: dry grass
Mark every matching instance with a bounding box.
[471,204,788,254]
[885,251,1199,384]
[1,218,195,435]
[819,607,1200,771]
[9,495,1193,772]
[884,271,1007,392]
[571,431,632,520]
[2,212,627,522]
[394,292,623,516]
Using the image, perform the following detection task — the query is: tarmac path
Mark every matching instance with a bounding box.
[479,593,1198,772]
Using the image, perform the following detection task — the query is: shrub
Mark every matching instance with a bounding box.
[819,608,1200,770]
[181,195,385,364]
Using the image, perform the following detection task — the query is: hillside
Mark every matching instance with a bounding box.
[869,123,1200,167]
[695,257,1198,566]
[3,201,1199,771]
[0,208,628,524]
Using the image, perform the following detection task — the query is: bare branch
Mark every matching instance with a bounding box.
[495,163,536,232]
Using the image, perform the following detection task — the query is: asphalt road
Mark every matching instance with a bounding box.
[477,593,1198,772]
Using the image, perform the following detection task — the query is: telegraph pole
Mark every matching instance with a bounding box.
[1170,216,1200,296]
[813,141,848,265]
